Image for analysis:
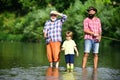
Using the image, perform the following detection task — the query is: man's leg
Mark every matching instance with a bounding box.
[82,39,91,68]
[55,62,59,68]
[93,41,99,69]
[50,41,61,68]
[82,53,89,68]
[93,54,98,69]
[47,42,53,67]
[55,42,61,68]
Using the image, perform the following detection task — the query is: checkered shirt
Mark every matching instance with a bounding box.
[43,14,67,43]
[84,17,102,40]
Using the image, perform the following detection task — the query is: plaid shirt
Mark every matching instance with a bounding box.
[43,14,67,44]
[84,17,102,40]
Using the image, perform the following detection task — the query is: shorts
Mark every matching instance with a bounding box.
[65,54,74,63]
[84,39,99,53]
[46,41,61,62]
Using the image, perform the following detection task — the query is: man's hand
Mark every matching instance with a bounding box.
[93,34,99,37]
[96,36,101,42]
[55,11,62,16]
[44,33,47,38]
[50,11,62,16]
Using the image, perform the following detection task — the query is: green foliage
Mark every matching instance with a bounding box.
[108,7,120,39]
[63,0,85,42]
[0,0,120,43]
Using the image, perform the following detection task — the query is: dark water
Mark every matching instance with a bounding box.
[0,41,120,80]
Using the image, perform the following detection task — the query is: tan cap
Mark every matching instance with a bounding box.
[50,11,58,15]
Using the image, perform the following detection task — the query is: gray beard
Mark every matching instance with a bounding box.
[51,18,57,22]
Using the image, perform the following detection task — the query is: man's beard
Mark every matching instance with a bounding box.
[51,17,57,22]
[88,14,95,19]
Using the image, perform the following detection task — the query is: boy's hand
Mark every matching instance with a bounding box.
[61,47,65,51]
[76,52,79,57]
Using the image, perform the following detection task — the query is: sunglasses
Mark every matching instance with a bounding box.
[50,14,57,16]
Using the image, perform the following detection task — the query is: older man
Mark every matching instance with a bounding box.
[43,11,67,68]
[82,7,102,69]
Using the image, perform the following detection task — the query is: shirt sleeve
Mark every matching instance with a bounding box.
[72,40,76,47]
[60,14,67,23]
[62,41,66,48]
[84,18,89,31]
[43,21,48,33]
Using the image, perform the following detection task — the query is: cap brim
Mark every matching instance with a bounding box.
[50,13,57,15]
[87,9,97,12]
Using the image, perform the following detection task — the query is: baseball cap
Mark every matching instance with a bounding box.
[87,6,97,13]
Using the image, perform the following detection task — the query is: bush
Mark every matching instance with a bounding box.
[0,0,120,43]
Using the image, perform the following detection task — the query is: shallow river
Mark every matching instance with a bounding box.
[0,41,120,80]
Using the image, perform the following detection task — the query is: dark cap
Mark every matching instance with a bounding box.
[87,6,97,13]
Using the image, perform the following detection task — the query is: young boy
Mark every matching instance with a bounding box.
[61,31,79,72]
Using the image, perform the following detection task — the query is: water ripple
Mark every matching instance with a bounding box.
[0,67,120,80]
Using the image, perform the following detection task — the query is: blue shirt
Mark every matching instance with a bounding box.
[43,14,67,44]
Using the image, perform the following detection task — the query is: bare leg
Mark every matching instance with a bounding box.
[50,62,53,67]
[82,53,89,68]
[55,62,59,68]
[93,54,98,69]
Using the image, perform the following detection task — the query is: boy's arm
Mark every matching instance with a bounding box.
[74,46,79,56]
[61,41,65,51]
[61,47,65,51]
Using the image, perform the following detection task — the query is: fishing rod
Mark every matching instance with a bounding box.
[102,36,120,42]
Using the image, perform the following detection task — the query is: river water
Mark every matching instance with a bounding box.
[0,41,120,80]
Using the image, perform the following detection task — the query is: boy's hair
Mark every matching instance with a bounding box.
[66,31,73,38]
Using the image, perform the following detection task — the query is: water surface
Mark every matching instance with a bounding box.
[0,41,120,80]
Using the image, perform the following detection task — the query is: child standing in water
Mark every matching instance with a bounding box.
[61,31,79,72]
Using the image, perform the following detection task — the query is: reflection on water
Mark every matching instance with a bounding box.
[82,68,98,80]
[62,70,76,80]
[0,42,120,80]
[46,67,59,80]
[91,69,98,80]
[82,68,88,80]
[0,67,120,80]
